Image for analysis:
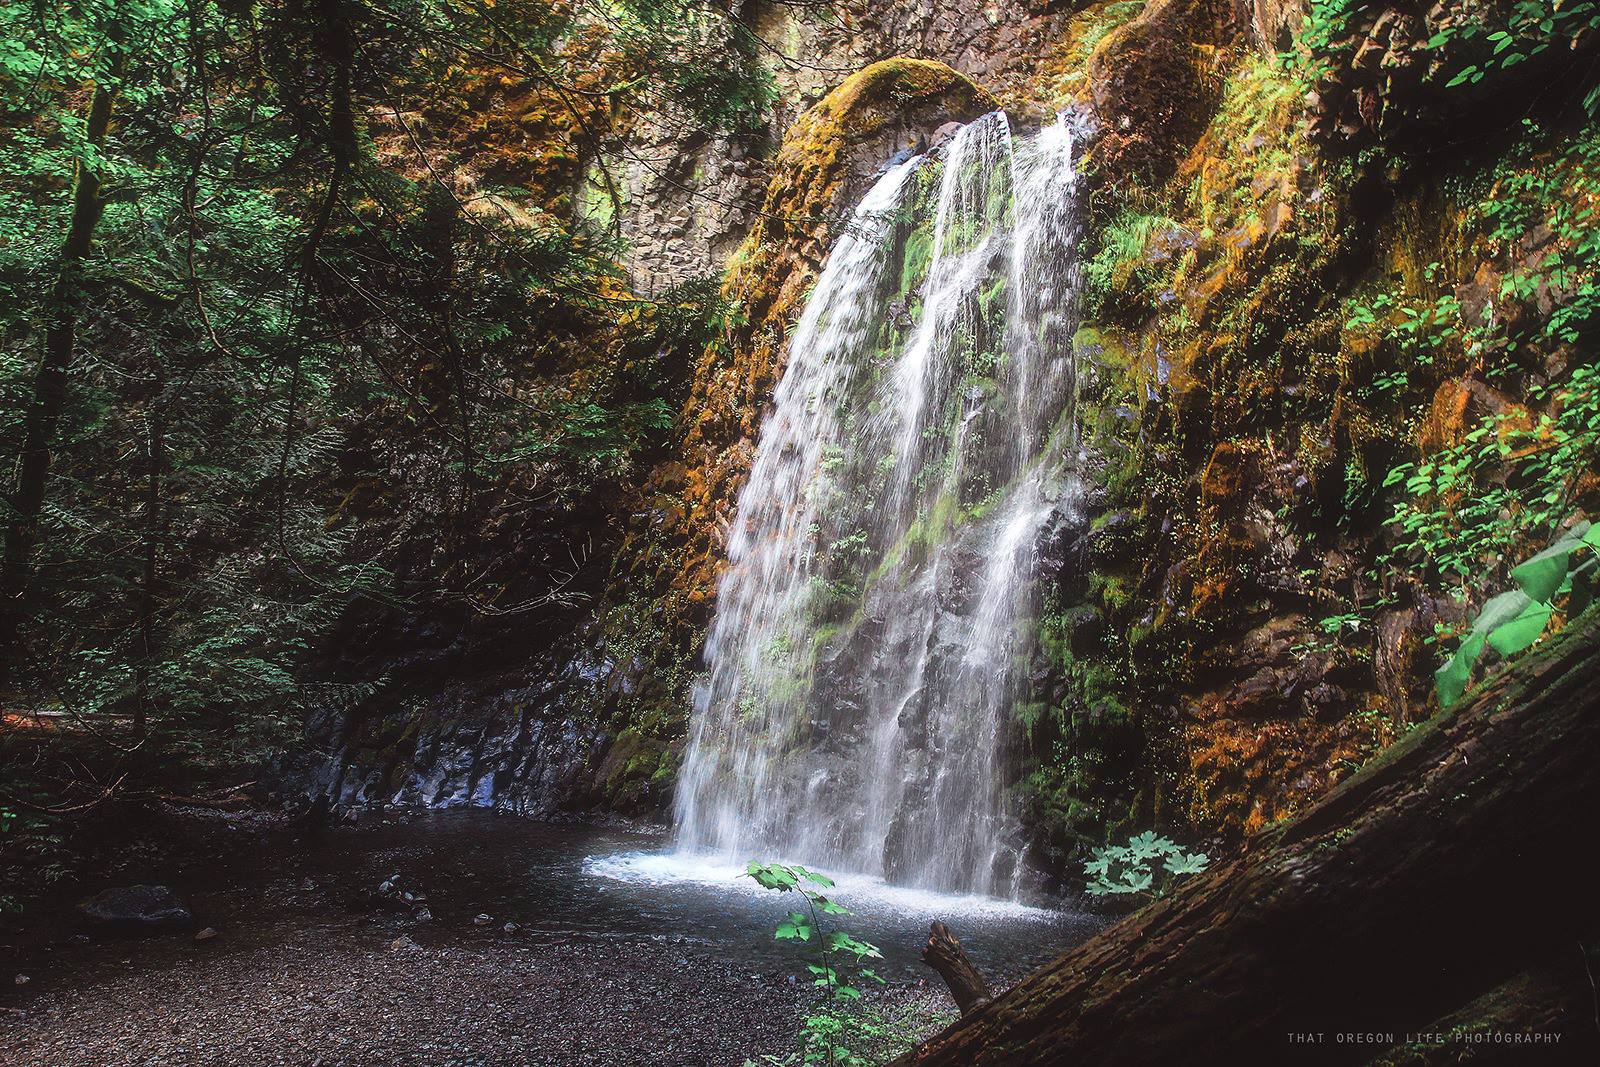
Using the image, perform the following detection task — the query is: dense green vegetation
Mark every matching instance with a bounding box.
[0,0,764,894]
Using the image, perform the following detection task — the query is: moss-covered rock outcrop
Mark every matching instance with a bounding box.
[1031,0,1600,854]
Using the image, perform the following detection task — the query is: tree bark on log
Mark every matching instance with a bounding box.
[922,921,992,1015]
[894,613,1600,1065]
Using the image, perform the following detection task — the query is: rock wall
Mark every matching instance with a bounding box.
[1032,0,1600,860]
[612,0,1079,293]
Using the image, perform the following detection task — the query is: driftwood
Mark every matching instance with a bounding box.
[894,612,1600,1065]
[921,920,992,1015]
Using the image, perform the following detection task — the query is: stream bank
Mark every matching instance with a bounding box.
[0,808,1100,1066]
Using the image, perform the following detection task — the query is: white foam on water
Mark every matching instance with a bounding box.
[582,850,1063,922]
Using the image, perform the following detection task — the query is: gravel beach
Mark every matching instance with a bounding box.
[0,811,967,1066]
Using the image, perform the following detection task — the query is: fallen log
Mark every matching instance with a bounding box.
[921,921,991,1015]
[894,611,1600,1065]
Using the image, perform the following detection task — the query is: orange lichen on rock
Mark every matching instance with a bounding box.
[1182,709,1367,834]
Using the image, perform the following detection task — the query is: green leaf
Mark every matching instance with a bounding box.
[1487,600,1553,656]
[792,866,835,888]
[1510,546,1576,603]
[1472,589,1536,636]
[746,861,801,891]
[1163,852,1210,876]
[1509,522,1592,602]
[1436,630,1486,708]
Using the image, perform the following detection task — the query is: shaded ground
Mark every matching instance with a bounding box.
[0,808,986,1066]
[5,921,827,1066]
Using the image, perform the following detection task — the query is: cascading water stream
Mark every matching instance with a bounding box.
[674,112,1087,900]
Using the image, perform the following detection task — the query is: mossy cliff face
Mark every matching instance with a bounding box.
[1037,0,1600,853]
[643,59,995,618]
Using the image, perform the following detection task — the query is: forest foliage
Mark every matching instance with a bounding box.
[0,0,769,888]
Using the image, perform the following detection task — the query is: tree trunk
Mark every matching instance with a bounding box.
[894,613,1600,1066]
[922,921,992,1016]
[1,80,118,674]
[134,354,165,735]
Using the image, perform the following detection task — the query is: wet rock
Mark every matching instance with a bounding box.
[413,908,434,924]
[502,922,520,935]
[194,928,219,943]
[78,886,192,932]
[473,914,493,926]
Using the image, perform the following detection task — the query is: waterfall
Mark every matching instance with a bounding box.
[674,112,1086,899]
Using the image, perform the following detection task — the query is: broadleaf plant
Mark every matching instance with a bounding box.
[1083,831,1210,900]
[745,862,888,1066]
[1435,520,1600,707]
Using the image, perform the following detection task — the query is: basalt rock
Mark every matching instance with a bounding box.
[1085,0,1230,188]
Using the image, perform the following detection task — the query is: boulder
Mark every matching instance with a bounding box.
[78,885,192,931]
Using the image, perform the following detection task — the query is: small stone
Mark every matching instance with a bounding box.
[378,881,395,895]
[473,913,493,926]
[413,907,433,923]
[502,922,520,934]
[14,974,30,986]
[389,934,420,952]
[193,927,218,943]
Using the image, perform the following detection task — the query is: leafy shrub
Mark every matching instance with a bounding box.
[745,862,889,1067]
[1083,831,1210,899]
[1434,520,1600,706]
[1385,363,1600,585]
